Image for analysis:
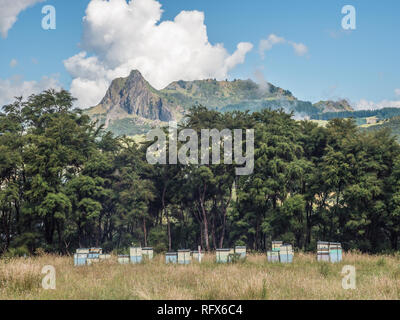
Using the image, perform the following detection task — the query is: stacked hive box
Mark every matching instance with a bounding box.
[279,245,294,263]
[267,241,283,263]
[177,250,191,265]
[267,241,294,263]
[272,241,283,252]
[99,254,111,260]
[317,241,331,262]
[117,255,130,264]
[329,242,343,263]
[235,246,246,259]
[267,251,279,262]
[87,248,102,264]
[130,247,143,264]
[142,247,154,260]
[74,248,89,266]
[166,252,178,264]
[216,249,230,263]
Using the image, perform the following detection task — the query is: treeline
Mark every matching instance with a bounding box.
[1,90,400,256]
[311,107,400,121]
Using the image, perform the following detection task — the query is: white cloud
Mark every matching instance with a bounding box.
[64,0,253,108]
[0,75,60,107]
[289,41,308,56]
[0,0,46,38]
[259,34,308,59]
[259,34,285,58]
[395,89,400,97]
[10,59,18,68]
[355,99,400,110]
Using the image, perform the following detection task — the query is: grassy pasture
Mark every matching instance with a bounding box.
[0,252,399,300]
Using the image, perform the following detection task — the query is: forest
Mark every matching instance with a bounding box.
[311,107,400,121]
[1,89,400,256]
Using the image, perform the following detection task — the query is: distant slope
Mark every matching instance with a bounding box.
[313,99,353,113]
[311,108,400,121]
[361,116,400,141]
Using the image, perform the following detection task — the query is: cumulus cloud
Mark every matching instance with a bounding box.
[355,99,400,110]
[0,0,45,38]
[259,34,308,59]
[289,41,308,56]
[10,59,18,68]
[0,75,61,107]
[259,34,285,59]
[64,0,253,108]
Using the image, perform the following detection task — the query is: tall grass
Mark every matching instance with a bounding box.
[0,252,399,300]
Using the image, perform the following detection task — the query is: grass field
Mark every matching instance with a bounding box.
[0,252,399,300]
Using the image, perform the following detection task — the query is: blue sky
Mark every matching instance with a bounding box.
[1,0,399,108]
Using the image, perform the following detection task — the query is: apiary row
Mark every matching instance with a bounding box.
[74,242,343,266]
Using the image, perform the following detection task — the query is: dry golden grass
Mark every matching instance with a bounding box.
[0,252,399,300]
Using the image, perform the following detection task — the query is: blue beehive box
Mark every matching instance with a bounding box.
[329,242,342,263]
[74,253,87,266]
[130,255,143,263]
[279,245,294,263]
[130,247,143,264]
[166,252,177,264]
[88,253,100,259]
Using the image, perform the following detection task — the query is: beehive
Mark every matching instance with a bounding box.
[177,250,191,264]
[130,247,143,264]
[216,249,230,263]
[142,247,154,260]
[74,253,87,266]
[279,245,294,263]
[317,241,330,262]
[329,242,342,263]
[191,251,204,262]
[165,252,178,264]
[272,241,283,252]
[235,246,246,259]
[76,248,90,254]
[267,251,279,263]
[89,248,102,254]
[99,254,111,260]
[117,255,130,264]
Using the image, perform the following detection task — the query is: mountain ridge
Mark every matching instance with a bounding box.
[86,70,355,136]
